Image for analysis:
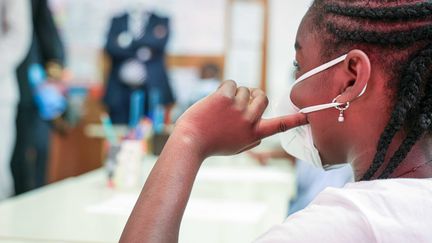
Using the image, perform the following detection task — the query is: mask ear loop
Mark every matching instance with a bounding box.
[331,84,367,122]
[332,95,350,122]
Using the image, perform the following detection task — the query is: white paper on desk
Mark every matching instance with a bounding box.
[184,199,267,223]
[86,194,138,216]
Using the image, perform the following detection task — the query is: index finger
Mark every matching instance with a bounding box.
[256,113,308,139]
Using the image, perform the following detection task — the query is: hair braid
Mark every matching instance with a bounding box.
[325,2,432,21]
[379,112,432,179]
[327,23,432,45]
[361,45,432,179]
[378,97,432,178]
[378,51,432,178]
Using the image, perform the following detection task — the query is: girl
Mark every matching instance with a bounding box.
[121,1,432,242]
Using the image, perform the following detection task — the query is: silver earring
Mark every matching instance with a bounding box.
[332,96,350,123]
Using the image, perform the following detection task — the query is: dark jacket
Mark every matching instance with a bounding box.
[103,12,175,124]
[16,0,65,108]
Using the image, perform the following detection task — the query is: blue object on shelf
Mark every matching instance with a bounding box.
[149,88,161,121]
[153,105,165,134]
[101,113,119,145]
[149,88,165,134]
[129,90,145,128]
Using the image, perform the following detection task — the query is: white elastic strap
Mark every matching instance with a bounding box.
[292,53,369,114]
[299,84,367,114]
[295,54,348,84]
[299,102,342,114]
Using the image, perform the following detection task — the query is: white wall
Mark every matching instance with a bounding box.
[266,0,312,102]
[224,1,264,88]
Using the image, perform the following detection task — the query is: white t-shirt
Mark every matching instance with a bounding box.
[255,178,432,243]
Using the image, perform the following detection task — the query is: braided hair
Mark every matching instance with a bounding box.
[308,0,432,180]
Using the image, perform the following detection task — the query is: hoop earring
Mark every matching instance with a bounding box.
[332,95,350,123]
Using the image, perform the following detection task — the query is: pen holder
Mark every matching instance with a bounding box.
[151,132,170,156]
[114,140,144,189]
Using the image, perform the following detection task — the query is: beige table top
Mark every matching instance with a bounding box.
[0,154,294,243]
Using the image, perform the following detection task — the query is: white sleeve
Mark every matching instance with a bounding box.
[0,0,31,76]
[254,188,377,243]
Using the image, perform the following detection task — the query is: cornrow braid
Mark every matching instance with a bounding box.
[361,45,432,180]
[325,2,432,21]
[378,53,432,178]
[327,24,432,46]
[379,106,432,179]
[310,0,432,180]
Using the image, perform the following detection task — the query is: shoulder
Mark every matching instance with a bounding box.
[255,179,432,243]
[255,186,376,243]
[339,178,432,202]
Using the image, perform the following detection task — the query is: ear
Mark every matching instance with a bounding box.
[335,50,371,104]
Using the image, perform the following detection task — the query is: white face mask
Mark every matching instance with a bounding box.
[274,53,367,170]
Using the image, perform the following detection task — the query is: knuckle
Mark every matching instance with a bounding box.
[294,115,307,126]
[238,86,250,95]
[217,92,235,103]
[256,95,269,109]
[252,88,265,96]
[261,95,269,106]
[226,95,236,104]
[245,112,256,122]
[224,79,237,86]
[234,103,247,113]
[278,121,289,133]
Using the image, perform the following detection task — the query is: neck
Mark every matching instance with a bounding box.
[350,133,432,181]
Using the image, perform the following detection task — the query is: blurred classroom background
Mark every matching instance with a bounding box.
[31,0,309,184]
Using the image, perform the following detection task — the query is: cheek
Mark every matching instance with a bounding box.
[308,110,348,164]
[291,82,317,109]
[291,78,333,109]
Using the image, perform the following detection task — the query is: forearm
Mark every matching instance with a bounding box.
[119,80,308,242]
[120,132,204,243]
